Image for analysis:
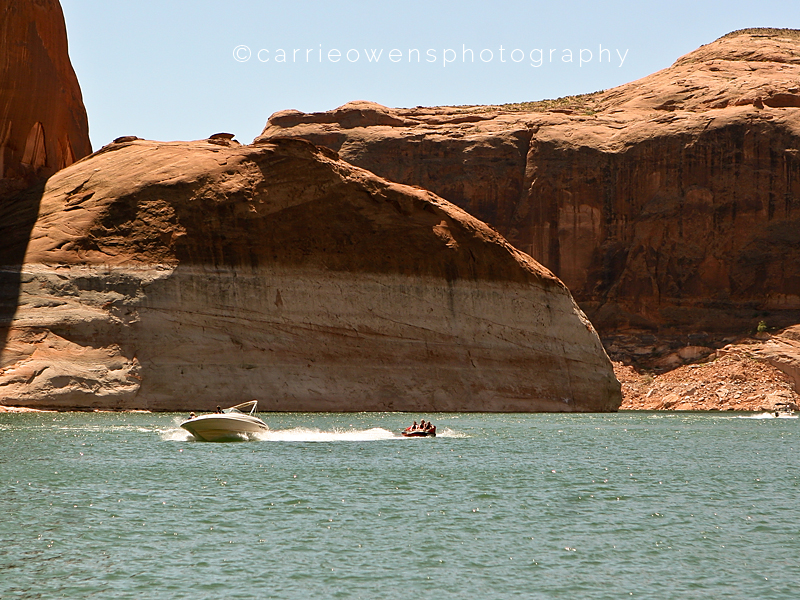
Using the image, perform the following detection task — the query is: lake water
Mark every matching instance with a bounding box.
[2,411,798,599]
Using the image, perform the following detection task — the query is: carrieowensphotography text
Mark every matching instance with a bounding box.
[231,44,632,68]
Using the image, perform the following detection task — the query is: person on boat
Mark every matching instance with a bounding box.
[216,406,223,413]
[189,412,196,420]
[419,419,426,431]
[406,421,418,431]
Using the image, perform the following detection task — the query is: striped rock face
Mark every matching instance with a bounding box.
[258,30,800,334]
[0,137,620,411]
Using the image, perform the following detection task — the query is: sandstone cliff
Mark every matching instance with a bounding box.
[258,29,800,335]
[0,137,620,412]
[0,0,91,197]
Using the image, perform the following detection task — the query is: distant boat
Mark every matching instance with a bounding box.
[180,401,269,442]
[401,423,436,437]
[750,403,797,419]
[402,429,436,437]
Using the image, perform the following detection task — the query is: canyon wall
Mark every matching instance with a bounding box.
[0,137,620,411]
[0,0,91,198]
[1,0,92,348]
[259,30,800,333]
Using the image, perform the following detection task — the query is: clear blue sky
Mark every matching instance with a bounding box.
[60,0,800,149]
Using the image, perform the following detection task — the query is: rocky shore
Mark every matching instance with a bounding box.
[616,326,800,411]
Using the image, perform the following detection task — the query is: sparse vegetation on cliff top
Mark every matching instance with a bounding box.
[720,27,800,40]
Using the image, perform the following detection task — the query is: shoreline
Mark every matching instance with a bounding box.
[0,406,792,414]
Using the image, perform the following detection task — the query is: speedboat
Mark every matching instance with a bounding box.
[402,429,436,437]
[769,403,797,418]
[402,423,436,437]
[180,401,269,442]
[749,403,798,419]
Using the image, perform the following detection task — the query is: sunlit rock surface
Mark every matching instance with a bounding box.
[0,138,620,411]
[0,0,91,198]
[259,29,800,333]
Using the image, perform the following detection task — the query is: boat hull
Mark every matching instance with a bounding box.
[402,430,436,437]
[768,412,797,419]
[180,414,269,442]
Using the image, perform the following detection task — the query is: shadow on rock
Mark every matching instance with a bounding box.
[0,181,44,355]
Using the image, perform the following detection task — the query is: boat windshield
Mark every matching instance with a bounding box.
[225,401,258,416]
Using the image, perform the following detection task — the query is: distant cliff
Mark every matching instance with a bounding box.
[0,0,91,199]
[0,137,620,412]
[259,29,800,334]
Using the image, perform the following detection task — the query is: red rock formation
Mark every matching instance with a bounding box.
[755,325,800,392]
[615,348,799,412]
[0,137,620,412]
[258,30,800,334]
[0,0,91,198]
[616,324,800,411]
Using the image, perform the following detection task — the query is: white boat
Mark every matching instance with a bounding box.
[749,404,798,419]
[180,401,269,441]
[768,403,797,418]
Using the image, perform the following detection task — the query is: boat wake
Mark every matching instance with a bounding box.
[160,427,196,441]
[253,427,398,442]
[254,426,468,441]
[738,412,798,419]
[160,426,400,442]
[160,423,467,442]
[437,427,469,438]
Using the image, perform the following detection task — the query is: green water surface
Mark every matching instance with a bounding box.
[1,411,798,599]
